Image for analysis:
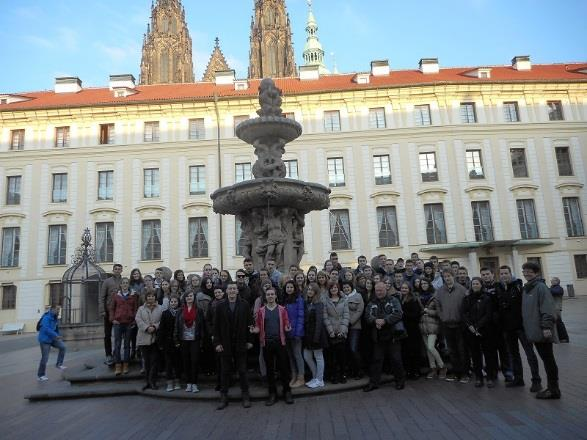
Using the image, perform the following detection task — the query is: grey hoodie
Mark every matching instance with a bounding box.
[346,290,365,330]
[522,278,558,343]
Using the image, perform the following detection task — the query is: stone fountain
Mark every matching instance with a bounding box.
[211,78,331,271]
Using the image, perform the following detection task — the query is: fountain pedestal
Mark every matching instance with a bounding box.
[211,79,330,271]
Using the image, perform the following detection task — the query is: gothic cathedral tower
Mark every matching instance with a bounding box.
[248,0,296,79]
[140,0,195,85]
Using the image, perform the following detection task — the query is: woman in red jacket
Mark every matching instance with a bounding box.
[109,277,138,375]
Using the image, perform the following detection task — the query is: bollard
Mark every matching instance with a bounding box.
[566,284,575,298]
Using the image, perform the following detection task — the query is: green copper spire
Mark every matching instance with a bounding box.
[302,0,329,74]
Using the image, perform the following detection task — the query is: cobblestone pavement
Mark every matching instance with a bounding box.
[0,297,586,440]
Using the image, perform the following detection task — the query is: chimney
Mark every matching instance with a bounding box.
[54,77,82,93]
[299,65,320,80]
[419,58,439,74]
[371,60,390,76]
[215,70,236,85]
[109,74,136,90]
[512,55,531,71]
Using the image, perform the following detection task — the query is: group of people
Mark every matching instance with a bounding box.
[37,251,567,408]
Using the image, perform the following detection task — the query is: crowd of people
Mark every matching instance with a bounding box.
[37,252,568,408]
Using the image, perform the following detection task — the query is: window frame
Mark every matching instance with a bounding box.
[376,206,399,247]
[97,170,114,201]
[471,201,494,241]
[465,149,485,179]
[562,197,585,237]
[575,254,587,279]
[510,148,529,178]
[189,165,206,195]
[51,173,68,203]
[419,152,438,182]
[323,110,341,132]
[141,219,161,261]
[368,107,386,129]
[1,285,16,310]
[373,155,392,185]
[424,203,447,244]
[47,224,67,265]
[6,175,21,205]
[143,168,160,198]
[284,159,299,179]
[234,162,252,183]
[55,126,70,148]
[10,129,25,150]
[1,227,20,268]
[188,118,206,140]
[143,121,160,142]
[95,222,114,263]
[503,101,520,122]
[555,146,573,176]
[327,157,346,187]
[460,102,478,124]
[547,100,564,121]
[414,104,432,126]
[516,199,539,239]
[188,217,209,258]
[99,123,115,145]
[329,209,352,250]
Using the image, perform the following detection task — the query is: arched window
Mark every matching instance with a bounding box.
[160,49,169,83]
[161,16,169,33]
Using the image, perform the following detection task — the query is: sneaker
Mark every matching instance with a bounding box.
[426,370,436,380]
[438,368,447,380]
[314,379,325,388]
[459,376,470,384]
[166,383,174,392]
[445,374,456,382]
[185,384,193,392]
[56,365,67,371]
[37,375,49,382]
[173,382,181,391]
[306,379,317,388]
[191,384,200,393]
[104,356,114,366]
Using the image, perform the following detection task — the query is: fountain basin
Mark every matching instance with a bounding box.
[236,116,302,144]
[211,178,331,215]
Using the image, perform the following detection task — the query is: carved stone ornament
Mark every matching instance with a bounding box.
[211,78,330,270]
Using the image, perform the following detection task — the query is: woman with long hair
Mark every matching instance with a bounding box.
[283,280,305,387]
[303,283,328,388]
[400,282,423,380]
[294,271,307,297]
[177,291,205,393]
[342,281,364,379]
[323,282,350,384]
[323,260,334,274]
[418,278,446,379]
[306,269,317,285]
[159,294,182,392]
[129,268,145,360]
[464,277,498,388]
[160,280,172,311]
[316,271,329,297]
[173,269,186,294]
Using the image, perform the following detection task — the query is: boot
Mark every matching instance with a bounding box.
[506,378,525,388]
[217,393,229,410]
[292,374,305,388]
[289,376,296,387]
[536,381,561,399]
[284,390,294,404]
[530,379,542,393]
[242,392,251,408]
[122,363,129,374]
[265,393,277,406]
[114,363,122,376]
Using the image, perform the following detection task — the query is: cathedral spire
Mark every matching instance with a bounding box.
[248,0,296,79]
[202,37,231,82]
[302,0,329,74]
[140,0,195,85]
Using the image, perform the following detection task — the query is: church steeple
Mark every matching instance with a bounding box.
[140,0,195,85]
[202,38,231,82]
[248,0,296,79]
[302,0,329,74]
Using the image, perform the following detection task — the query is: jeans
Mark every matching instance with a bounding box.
[165,346,182,381]
[327,338,347,381]
[303,348,324,381]
[370,339,405,386]
[443,325,466,378]
[37,339,66,377]
[422,334,444,369]
[504,329,540,382]
[181,340,200,384]
[220,350,249,394]
[348,329,362,374]
[535,342,559,389]
[141,344,159,386]
[286,337,305,377]
[263,339,291,395]
[104,314,113,357]
[113,323,131,363]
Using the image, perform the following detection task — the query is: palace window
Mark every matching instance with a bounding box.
[414,105,431,126]
[517,200,539,239]
[510,149,529,178]
[189,165,206,195]
[144,122,160,142]
[563,197,584,237]
[10,129,25,150]
[460,102,477,123]
[141,220,161,261]
[377,206,399,247]
[555,147,573,176]
[330,210,352,250]
[6,176,21,205]
[547,101,564,121]
[99,124,115,145]
[189,118,205,140]
[1,285,16,310]
[235,163,252,183]
[189,217,208,258]
[373,155,392,185]
[465,149,484,179]
[504,102,520,122]
[98,171,114,200]
[575,255,587,279]
[472,201,494,241]
[419,152,438,182]
[323,111,341,132]
[369,108,386,129]
[95,222,114,263]
[51,173,68,203]
[48,225,67,265]
[424,204,447,244]
[327,157,345,187]
[1,227,20,267]
[55,126,70,148]
[284,160,299,179]
[144,168,160,198]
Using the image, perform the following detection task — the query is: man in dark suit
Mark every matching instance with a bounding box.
[214,283,254,409]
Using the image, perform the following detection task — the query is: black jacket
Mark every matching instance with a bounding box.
[463,291,493,332]
[174,305,206,343]
[158,309,179,350]
[496,279,524,332]
[365,295,403,342]
[303,301,328,349]
[213,298,253,356]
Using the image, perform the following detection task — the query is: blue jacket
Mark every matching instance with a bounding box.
[38,310,60,344]
[285,295,305,338]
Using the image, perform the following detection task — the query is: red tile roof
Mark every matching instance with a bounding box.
[1,63,586,112]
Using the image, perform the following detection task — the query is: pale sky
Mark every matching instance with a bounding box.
[1,0,586,92]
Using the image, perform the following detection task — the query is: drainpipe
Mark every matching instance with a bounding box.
[213,92,224,269]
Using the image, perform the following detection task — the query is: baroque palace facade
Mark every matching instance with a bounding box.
[0,0,587,329]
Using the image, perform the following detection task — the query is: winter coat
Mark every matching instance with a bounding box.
[550,285,564,314]
[285,295,305,338]
[196,292,212,318]
[303,301,329,349]
[237,284,253,305]
[496,279,524,332]
[158,308,180,351]
[213,298,253,356]
[402,298,423,337]
[419,294,441,336]
[522,279,558,343]
[206,298,225,341]
[436,283,467,327]
[346,290,364,330]
[255,305,290,347]
[38,310,60,344]
[174,305,206,343]
[99,275,122,317]
[365,295,403,343]
[322,295,349,338]
[463,291,494,332]
[135,304,163,346]
[109,291,138,325]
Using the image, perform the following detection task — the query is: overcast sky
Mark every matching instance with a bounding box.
[1,0,586,92]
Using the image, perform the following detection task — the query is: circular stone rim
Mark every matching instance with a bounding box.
[236,116,302,144]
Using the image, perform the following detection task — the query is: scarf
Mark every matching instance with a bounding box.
[168,306,179,318]
[183,304,196,328]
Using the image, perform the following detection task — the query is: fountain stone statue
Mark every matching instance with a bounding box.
[211,78,331,271]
